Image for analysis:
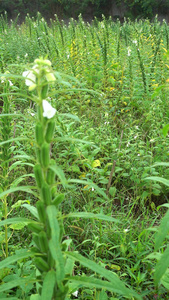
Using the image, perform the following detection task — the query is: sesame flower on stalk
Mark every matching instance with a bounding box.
[22,65,39,90]
[42,100,56,119]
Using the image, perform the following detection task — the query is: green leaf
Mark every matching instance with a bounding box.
[144,176,169,187]
[161,271,169,289]
[9,162,34,171]
[151,85,165,99]
[55,137,94,146]
[0,113,21,118]
[0,186,37,199]
[0,268,10,280]
[22,204,38,219]
[0,250,32,270]
[46,206,65,285]
[59,113,80,122]
[66,212,120,223]
[0,278,29,293]
[162,124,169,138]
[67,276,142,299]
[68,179,108,200]
[9,222,27,230]
[0,137,28,146]
[96,290,108,300]
[153,162,169,167]
[49,165,67,187]
[0,217,31,227]
[155,209,169,251]
[41,270,56,300]
[30,295,41,300]
[154,244,169,285]
[65,252,141,299]
[109,187,116,197]
[1,297,20,300]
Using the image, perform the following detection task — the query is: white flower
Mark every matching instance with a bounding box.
[124,228,129,233]
[100,22,105,29]
[42,100,56,119]
[8,80,13,86]
[25,53,28,58]
[72,291,78,297]
[22,70,35,87]
[92,187,94,191]
[1,79,13,86]
[127,47,131,56]
[133,40,137,45]
[22,65,39,87]
[30,112,35,116]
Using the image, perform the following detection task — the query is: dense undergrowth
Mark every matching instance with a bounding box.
[0,13,169,299]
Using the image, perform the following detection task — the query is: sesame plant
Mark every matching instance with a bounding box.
[0,58,143,299]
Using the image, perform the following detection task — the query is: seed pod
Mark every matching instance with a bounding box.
[34,257,49,272]
[28,222,43,234]
[34,164,44,188]
[38,231,48,253]
[46,167,55,185]
[35,123,44,146]
[41,142,50,168]
[41,84,48,100]
[48,251,55,268]
[36,200,46,223]
[35,148,42,164]
[41,182,51,205]
[52,194,65,206]
[45,120,55,143]
[51,186,57,198]
[32,233,41,249]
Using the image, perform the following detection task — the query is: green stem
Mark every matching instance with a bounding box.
[4,195,8,258]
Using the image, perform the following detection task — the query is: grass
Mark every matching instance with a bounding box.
[0,13,169,299]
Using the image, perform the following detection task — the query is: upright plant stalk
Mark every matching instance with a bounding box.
[0,80,13,257]
[137,48,148,95]
[23,58,69,299]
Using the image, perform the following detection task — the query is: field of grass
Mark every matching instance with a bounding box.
[1,13,169,299]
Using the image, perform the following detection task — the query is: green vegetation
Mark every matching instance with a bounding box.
[1,0,169,20]
[1,14,169,299]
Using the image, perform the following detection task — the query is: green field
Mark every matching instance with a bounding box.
[1,13,169,299]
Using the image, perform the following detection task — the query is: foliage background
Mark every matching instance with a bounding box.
[1,0,169,21]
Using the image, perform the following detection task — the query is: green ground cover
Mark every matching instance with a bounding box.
[0,14,169,299]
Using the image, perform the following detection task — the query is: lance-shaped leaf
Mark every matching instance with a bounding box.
[154,244,169,285]
[47,206,65,286]
[41,270,56,300]
[66,252,142,299]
